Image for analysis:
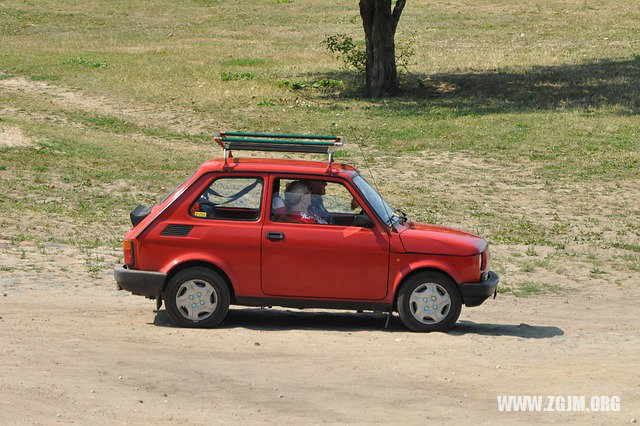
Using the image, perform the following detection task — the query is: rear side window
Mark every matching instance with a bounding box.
[190,177,263,221]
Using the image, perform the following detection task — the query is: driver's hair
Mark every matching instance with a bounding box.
[283,181,309,207]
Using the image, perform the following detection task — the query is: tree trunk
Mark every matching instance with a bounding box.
[359,0,406,97]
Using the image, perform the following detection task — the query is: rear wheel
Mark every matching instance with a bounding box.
[165,267,230,328]
[397,271,462,332]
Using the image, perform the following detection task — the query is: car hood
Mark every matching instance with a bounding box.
[398,222,487,256]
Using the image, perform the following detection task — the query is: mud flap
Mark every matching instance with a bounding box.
[384,308,393,328]
[155,290,163,312]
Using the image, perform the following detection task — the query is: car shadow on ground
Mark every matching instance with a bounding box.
[152,308,563,338]
[451,320,564,339]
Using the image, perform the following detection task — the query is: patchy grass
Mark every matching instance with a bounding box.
[257,98,275,107]
[500,281,565,298]
[63,111,208,142]
[29,74,59,81]
[0,0,639,288]
[221,58,265,67]
[612,242,640,253]
[220,71,255,81]
[63,56,109,68]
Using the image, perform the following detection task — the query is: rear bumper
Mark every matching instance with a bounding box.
[460,271,499,307]
[114,264,165,298]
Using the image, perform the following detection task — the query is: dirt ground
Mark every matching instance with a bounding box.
[1,240,638,424]
[1,72,639,424]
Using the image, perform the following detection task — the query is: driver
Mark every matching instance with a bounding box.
[284,181,327,224]
[306,180,334,224]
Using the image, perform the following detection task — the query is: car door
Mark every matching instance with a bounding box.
[261,175,390,300]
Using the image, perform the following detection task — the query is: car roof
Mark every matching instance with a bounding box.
[199,157,359,176]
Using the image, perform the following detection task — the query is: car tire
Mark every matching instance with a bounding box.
[397,271,462,332]
[165,267,230,328]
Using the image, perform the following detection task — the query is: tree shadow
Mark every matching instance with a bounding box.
[152,308,563,338]
[306,56,640,116]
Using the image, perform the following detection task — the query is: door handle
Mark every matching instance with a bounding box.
[266,231,285,241]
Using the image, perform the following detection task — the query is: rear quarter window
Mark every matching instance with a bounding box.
[190,177,264,221]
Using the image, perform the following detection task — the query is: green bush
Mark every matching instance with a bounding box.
[322,34,366,72]
[323,33,415,74]
[279,79,345,91]
[257,98,275,106]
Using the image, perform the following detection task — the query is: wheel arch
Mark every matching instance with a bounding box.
[392,267,462,310]
[163,260,236,302]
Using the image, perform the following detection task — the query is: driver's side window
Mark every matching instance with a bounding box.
[271,178,370,226]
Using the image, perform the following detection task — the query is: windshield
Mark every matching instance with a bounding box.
[352,174,397,226]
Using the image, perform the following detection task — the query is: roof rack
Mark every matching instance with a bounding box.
[214,131,344,164]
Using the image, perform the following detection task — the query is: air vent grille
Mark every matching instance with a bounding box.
[161,224,193,237]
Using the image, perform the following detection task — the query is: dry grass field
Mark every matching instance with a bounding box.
[1,0,639,423]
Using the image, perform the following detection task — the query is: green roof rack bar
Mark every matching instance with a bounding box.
[214,131,344,164]
[221,137,335,147]
[224,131,337,141]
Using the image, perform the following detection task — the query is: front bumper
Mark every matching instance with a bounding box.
[114,264,165,298]
[460,271,499,307]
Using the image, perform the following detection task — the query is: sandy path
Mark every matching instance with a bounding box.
[0,76,215,134]
[1,279,638,424]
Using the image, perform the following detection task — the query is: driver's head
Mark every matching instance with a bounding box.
[308,180,327,195]
[284,181,311,210]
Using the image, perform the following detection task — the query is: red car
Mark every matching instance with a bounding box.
[114,132,498,332]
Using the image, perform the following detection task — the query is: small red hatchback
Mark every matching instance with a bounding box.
[114,132,498,332]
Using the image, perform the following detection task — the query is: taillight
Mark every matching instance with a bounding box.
[123,239,134,267]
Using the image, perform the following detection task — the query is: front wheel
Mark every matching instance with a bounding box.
[397,271,462,332]
[165,267,230,328]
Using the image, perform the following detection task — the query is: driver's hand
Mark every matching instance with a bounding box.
[350,197,360,211]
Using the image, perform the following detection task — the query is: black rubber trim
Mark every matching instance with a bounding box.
[130,204,152,227]
[234,296,391,312]
[114,264,165,298]
[459,271,499,307]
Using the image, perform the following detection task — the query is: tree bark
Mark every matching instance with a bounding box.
[359,0,406,97]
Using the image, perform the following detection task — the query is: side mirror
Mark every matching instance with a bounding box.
[352,214,374,228]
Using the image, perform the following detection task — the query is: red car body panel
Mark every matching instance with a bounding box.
[389,253,483,293]
[122,157,492,306]
[261,223,389,299]
[261,173,389,300]
[398,223,487,256]
[132,172,266,296]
